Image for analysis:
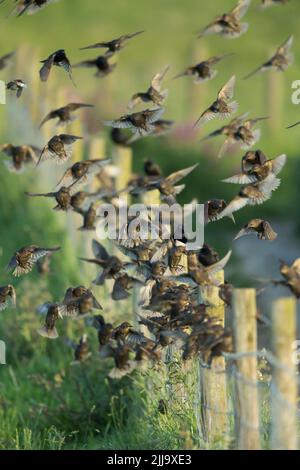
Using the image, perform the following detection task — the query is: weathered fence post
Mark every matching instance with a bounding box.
[113,145,132,194]
[233,288,261,450]
[271,297,298,450]
[198,270,228,445]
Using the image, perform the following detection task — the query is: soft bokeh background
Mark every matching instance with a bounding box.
[0,0,299,450]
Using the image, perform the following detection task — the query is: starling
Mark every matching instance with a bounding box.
[174,54,232,84]
[276,259,300,298]
[0,285,16,311]
[105,108,165,139]
[73,334,90,363]
[37,134,82,166]
[128,65,169,109]
[111,273,143,301]
[59,291,102,318]
[234,219,277,241]
[79,239,124,285]
[25,180,84,211]
[37,303,60,339]
[241,149,268,172]
[222,153,286,184]
[80,31,144,57]
[113,321,149,346]
[198,244,220,267]
[39,103,94,128]
[6,79,27,98]
[55,159,110,187]
[73,55,116,78]
[0,143,40,172]
[10,0,59,16]
[198,0,250,39]
[40,49,75,85]
[0,51,14,71]
[107,344,137,380]
[75,202,100,231]
[144,159,162,177]
[244,35,293,79]
[195,76,238,127]
[204,199,235,224]
[7,245,60,276]
[218,175,281,219]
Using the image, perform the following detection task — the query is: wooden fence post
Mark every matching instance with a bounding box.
[271,297,298,450]
[233,288,261,450]
[265,71,283,134]
[113,145,132,194]
[198,270,228,445]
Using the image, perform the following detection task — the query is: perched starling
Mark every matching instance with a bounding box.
[0,285,16,311]
[0,51,14,70]
[218,175,281,219]
[195,76,237,127]
[73,55,116,78]
[128,65,169,109]
[37,134,82,166]
[222,153,286,184]
[276,259,300,298]
[80,31,144,57]
[59,291,102,318]
[39,103,94,128]
[40,49,75,85]
[174,54,231,84]
[110,128,131,147]
[105,108,165,139]
[198,0,250,39]
[55,158,110,187]
[7,245,60,276]
[234,219,277,241]
[6,79,27,98]
[79,239,124,285]
[244,36,293,79]
[25,180,84,211]
[0,143,40,172]
[107,344,137,380]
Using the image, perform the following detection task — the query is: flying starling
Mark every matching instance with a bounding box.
[0,285,16,311]
[68,334,91,364]
[37,134,82,166]
[37,303,61,339]
[105,108,165,138]
[39,103,94,128]
[218,176,281,219]
[9,0,59,16]
[273,259,300,298]
[0,143,40,172]
[174,54,232,84]
[7,245,60,276]
[55,159,110,187]
[25,180,84,211]
[234,219,277,241]
[198,0,250,39]
[40,49,75,85]
[73,55,116,78]
[128,119,174,143]
[80,31,144,57]
[195,76,238,127]
[222,153,287,184]
[244,35,293,79]
[0,51,14,71]
[128,65,169,109]
[111,273,143,301]
[6,79,27,98]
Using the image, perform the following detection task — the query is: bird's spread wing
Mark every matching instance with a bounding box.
[218,75,236,101]
[271,154,287,175]
[231,0,251,20]
[151,65,170,91]
[166,164,198,185]
[40,55,54,82]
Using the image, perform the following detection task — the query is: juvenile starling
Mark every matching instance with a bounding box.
[234,219,277,241]
[37,303,60,339]
[218,175,281,219]
[76,202,99,231]
[195,76,237,127]
[55,158,110,187]
[73,334,90,363]
[79,239,124,285]
[105,108,165,138]
[107,344,137,380]
[80,31,144,57]
[0,285,16,311]
[40,49,75,85]
[244,36,293,79]
[241,149,267,172]
[128,119,174,143]
[198,0,250,39]
[73,55,116,78]
[0,143,40,172]
[128,65,169,109]
[6,79,27,98]
[37,134,82,166]
[59,291,102,318]
[0,51,14,70]
[275,259,300,298]
[174,55,231,84]
[7,245,60,276]
[204,199,235,224]
[111,273,143,301]
[39,103,94,128]
[222,153,286,184]
[25,180,84,211]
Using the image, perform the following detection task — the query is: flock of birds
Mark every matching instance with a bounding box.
[0,0,300,380]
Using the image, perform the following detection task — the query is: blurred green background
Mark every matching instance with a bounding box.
[0,0,299,450]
